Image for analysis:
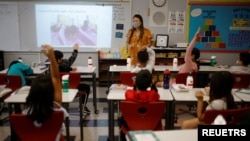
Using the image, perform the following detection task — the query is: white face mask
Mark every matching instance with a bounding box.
[133,22,141,28]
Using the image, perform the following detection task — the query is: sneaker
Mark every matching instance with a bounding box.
[83,107,91,114]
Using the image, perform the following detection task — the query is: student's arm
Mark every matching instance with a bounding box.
[185,28,200,62]
[145,47,155,73]
[67,43,79,66]
[195,90,204,121]
[42,45,62,106]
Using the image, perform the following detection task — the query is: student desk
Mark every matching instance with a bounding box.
[4,87,78,141]
[107,87,174,141]
[74,66,98,114]
[0,66,48,74]
[234,89,250,105]
[126,129,197,141]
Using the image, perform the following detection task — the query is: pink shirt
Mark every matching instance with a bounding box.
[179,35,198,73]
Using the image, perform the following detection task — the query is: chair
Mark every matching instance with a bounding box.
[203,107,250,125]
[10,111,64,141]
[175,72,197,118]
[175,72,197,87]
[0,75,22,123]
[232,73,250,89]
[119,72,137,87]
[119,101,166,134]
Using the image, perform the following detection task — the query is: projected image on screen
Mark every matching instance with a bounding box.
[36,4,112,48]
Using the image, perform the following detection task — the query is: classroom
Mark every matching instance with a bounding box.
[0,0,250,141]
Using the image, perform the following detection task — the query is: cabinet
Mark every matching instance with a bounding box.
[153,47,186,65]
[98,58,126,85]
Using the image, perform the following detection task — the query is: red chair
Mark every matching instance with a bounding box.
[175,72,197,87]
[232,73,250,89]
[10,111,65,141]
[119,101,165,134]
[203,107,250,125]
[119,72,137,87]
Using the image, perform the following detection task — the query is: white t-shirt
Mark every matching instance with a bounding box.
[206,99,227,110]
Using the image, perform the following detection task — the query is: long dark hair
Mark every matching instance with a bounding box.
[209,71,235,109]
[25,74,54,123]
[128,14,145,44]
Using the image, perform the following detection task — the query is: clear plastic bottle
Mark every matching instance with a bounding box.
[173,57,178,70]
[210,56,216,67]
[163,69,170,89]
[126,56,131,70]
[88,57,93,68]
[186,72,193,89]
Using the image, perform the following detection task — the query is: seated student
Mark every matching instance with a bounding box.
[54,43,91,114]
[181,71,235,129]
[119,69,159,141]
[156,28,200,87]
[229,52,250,73]
[7,58,34,86]
[179,28,200,73]
[23,45,68,141]
[130,47,155,73]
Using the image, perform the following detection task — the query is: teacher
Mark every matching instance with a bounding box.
[126,14,152,66]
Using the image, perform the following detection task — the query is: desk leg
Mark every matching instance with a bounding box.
[79,91,84,141]
[92,73,98,114]
[106,70,110,94]
[165,101,174,130]
[63,103,70,141]
[108,100,114,141]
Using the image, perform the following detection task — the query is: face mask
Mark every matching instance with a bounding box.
[133,22,141,28]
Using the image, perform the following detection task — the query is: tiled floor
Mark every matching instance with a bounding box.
[0,85,196,141]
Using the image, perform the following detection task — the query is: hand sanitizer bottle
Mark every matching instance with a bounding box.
[126,56,131,70]
[173,57,178,70]
[186,72,193,89]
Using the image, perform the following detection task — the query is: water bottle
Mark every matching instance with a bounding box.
[126,56,131,70]
[163,69,170,89]
[186,72,193,89]
[88,57,93,68]
[173,57,178,70]
[62,75,69,92]
[210,56,216,67]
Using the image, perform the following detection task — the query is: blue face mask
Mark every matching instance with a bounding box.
[133,22,141,28]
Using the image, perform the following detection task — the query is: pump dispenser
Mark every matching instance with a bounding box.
[186,72,193,89]
[88,57,93,68]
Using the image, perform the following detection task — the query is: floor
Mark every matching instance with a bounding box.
[0,84,196,141]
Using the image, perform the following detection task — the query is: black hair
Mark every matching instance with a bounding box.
[209,71,235,109]
[54,50,63,61]
[137,49,149,64]
[25,74,54,124]
[239,52,250,66]
[192,47,200,70]
[128,14,144,44]
[135,70,157,92]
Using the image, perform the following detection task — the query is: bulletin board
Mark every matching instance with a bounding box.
[188,2,250,52]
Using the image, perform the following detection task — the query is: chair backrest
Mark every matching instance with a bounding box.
[120,101,165,131]
[203,107,250,125]
[10,111,64,141]
[59,72,81,89]
[232,73,250,88]
[0,74,22,91]
[119,72,137,87]
[175,72,197,87]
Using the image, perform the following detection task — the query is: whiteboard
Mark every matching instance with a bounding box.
[0,1,131,51]
[0,2,20,51]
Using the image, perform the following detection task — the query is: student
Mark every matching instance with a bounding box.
[7,58,34,86]
[126,14,152,66]
[181,71,235,129]
[130,47,155,73]
[119,69,159,141]
[179,28,200,73]
[23,45,68,141]
[54,43,91,114]
[229,52,250,73]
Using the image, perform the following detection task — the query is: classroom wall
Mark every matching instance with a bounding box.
[2,0,242,77]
